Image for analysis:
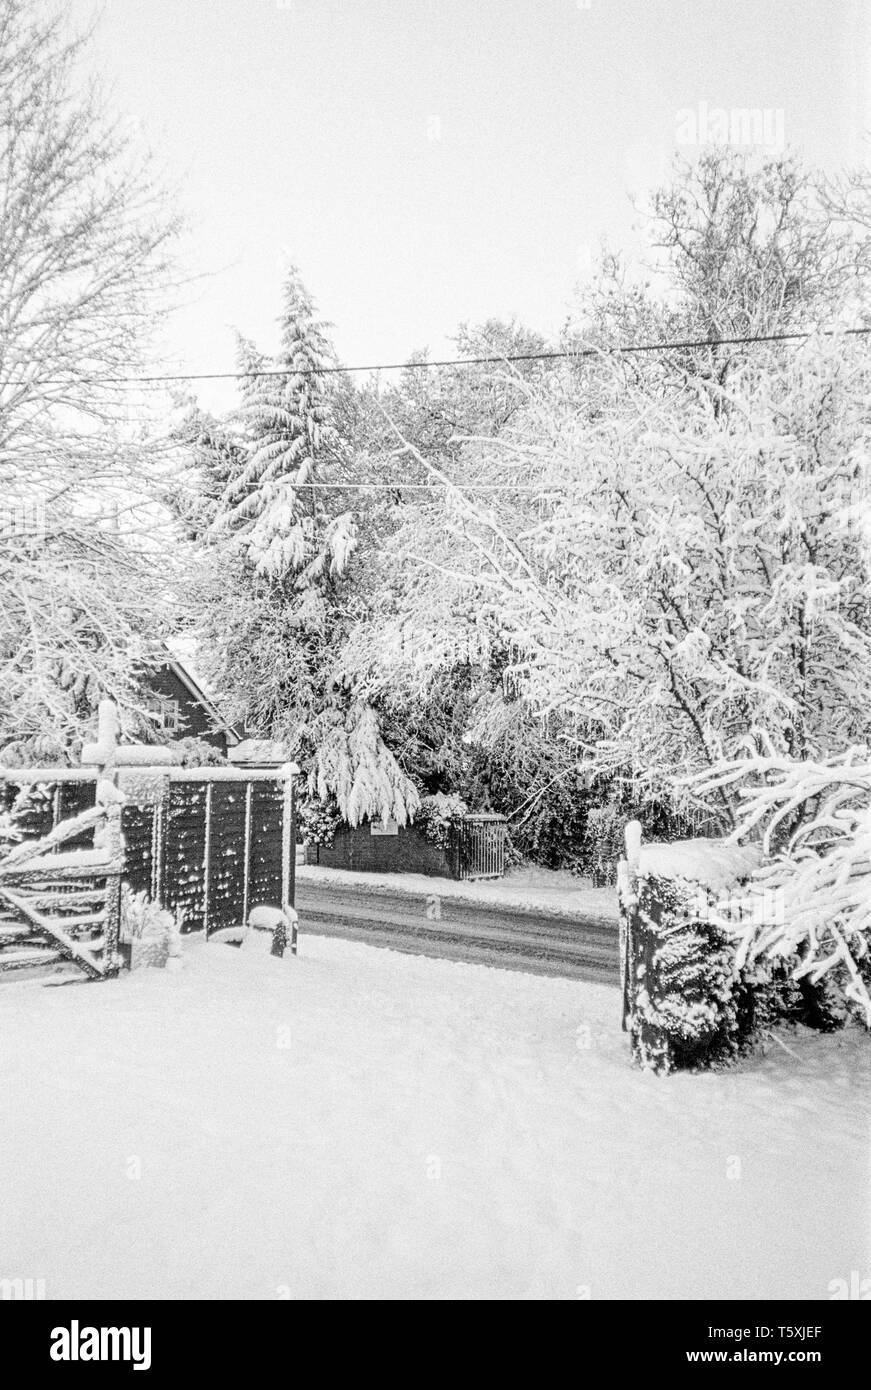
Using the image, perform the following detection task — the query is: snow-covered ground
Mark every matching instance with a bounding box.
[296,862,618,919]
[1,935,868,1300]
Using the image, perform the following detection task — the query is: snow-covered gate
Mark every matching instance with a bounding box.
[0,789,124,977]
[450,813,507,879]
[0,766,296,945]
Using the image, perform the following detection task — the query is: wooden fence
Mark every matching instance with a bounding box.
[0,766,296,950]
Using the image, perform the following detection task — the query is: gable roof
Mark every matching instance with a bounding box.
[161,653,241,746]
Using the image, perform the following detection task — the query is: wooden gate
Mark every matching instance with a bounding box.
[0,800,123,978]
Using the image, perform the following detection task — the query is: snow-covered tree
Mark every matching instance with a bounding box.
[307,152,871,874]
[331,320,597,857]
[186,269,418,825]
[0,0,182,760]
[646,149,870,342]
[349,331,870,830]
[210,270,355,585]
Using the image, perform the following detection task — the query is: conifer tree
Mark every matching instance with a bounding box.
[192,268,418,826]
[212,269,355,585]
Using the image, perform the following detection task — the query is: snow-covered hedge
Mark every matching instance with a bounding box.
[413,792,469,849]
[619,830,850,1073]
[622,839,761,1072]
[296,795,343,848]
[174,737,227,768]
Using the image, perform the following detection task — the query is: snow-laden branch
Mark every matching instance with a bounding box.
[690,749,871,1025]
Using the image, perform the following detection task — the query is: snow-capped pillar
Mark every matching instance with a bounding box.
[622,837,763,1074]
[85,700,124,976]
[617,821,642,1033]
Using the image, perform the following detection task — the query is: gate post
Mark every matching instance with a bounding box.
[93,701,124,977]
[102,805,124,977]
[279,763,299,953]
[616,820,641,1033]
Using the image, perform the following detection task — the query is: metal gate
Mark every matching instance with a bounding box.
[451,813,507,880]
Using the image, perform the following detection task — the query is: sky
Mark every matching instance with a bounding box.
[69,0,871,414]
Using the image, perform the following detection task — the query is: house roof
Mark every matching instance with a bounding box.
[161,652,241,746]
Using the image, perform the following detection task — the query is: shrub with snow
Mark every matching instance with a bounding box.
[0,783,54,853]
[297,794,343,848]
[623,865,815,1073]
[174,737,227,768]
[695,751,871,1028]
[413,792,469,849]
[120,887,175,942]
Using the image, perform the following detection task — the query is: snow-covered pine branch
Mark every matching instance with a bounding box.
[314,703,420,827]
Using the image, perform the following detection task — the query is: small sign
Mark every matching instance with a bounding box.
[370,819,399,837]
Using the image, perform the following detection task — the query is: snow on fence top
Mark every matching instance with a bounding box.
[637,837,761,893]
[0,765,298,783]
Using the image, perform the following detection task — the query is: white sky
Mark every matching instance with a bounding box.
[70,0,871,414]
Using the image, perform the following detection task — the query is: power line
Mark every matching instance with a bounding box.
[19,325,871,390]
[274,482,552,491]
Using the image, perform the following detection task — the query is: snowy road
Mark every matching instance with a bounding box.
[295,871,620,982]
[1,935,868,1300]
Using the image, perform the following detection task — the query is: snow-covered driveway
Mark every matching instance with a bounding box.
[1,935,868,1300]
